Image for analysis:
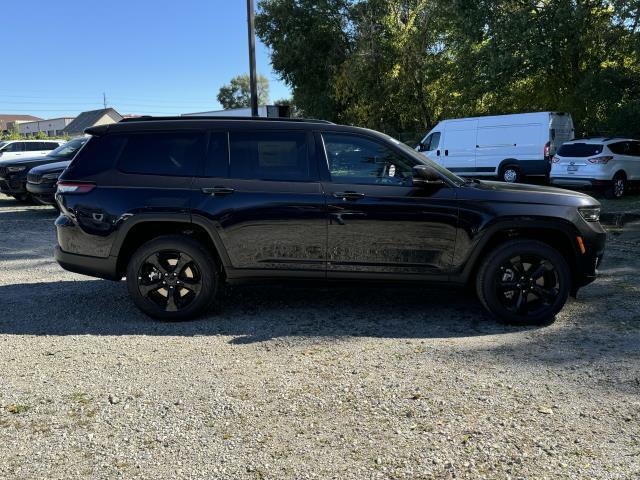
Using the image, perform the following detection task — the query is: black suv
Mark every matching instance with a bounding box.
[54,117,606,324]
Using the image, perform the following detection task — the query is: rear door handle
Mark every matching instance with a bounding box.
[445,149,449,156]
[333,191,365,201]
[436,149,440,156]
[201,186,235,196]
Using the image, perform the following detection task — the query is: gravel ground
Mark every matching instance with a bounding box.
[0,193,638,479]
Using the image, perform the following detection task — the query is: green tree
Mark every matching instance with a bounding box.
[217,74,270,109]
[256,0,351,121]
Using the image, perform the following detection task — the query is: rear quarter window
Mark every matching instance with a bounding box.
[557,143,603,157]
[65,135,127,178]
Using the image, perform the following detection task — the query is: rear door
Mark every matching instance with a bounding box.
[554,142,604,175]
[191,128,326,278]
[442,120,477,174]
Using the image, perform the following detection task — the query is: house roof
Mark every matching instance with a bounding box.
[62,108,123,134]
[0,114,42,130]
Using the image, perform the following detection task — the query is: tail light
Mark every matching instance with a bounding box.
[587,156,613,164]
[544,141,551,161]
[56,182,95,194]
[552,155,560,163]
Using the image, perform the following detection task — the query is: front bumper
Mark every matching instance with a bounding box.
[572,225,607,293]
[26,181,57,205]
[0,174,28,194]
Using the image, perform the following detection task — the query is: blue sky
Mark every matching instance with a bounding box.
[1,0,290,118]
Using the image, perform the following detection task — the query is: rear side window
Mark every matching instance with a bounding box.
[630,141,640,157]
[229,131,312,181]
[44,142,60,149]
[557,143,603,157]
[26,142,43,151]
[608,141,631,155]
[118,132,205,176]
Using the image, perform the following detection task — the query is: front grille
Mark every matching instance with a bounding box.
[27,172,43,184]
[0,166,7,178]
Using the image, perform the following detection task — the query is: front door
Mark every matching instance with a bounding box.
[191,129,326,278]
[319,132,458,279]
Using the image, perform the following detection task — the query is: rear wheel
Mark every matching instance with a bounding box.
[500,165,520,183]
[605,173,626,199]
[476,240,570,325]
[126,235,220,320]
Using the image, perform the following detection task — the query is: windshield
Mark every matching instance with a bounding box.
[49,138,88,159]
[387,134,465,185]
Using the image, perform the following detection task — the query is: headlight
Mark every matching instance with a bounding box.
[7,166,27,172]
[578,206,600,222]
[42,172,62,180]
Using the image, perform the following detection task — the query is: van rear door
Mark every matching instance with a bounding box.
[442,120,477,174]
[549,113,574,156]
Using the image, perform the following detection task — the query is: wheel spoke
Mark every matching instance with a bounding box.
[498,281,519,292]
[511,256,525,274]
[146,254,167,275]
[165,289,178,312]
[172,253,193,275]
[181,279,202,295]
[515,290,527,313]
[532,285,557,303]
[139,281,162,296]
[529,262,547,280]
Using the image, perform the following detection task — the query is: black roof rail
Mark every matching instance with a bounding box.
[119,115,334,125]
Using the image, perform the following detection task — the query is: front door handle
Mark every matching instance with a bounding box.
[333,191,365,201]
[436,149,440,156]
[201,186,235,196]
[445,149,449,156]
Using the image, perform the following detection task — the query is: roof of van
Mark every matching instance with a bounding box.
[438,112,570,124]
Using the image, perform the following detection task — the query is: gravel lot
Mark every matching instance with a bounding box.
[0,192,639,479]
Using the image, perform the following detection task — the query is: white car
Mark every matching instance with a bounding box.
[550,138,640,198]
[0,140,65,161]
[417,112,574,183]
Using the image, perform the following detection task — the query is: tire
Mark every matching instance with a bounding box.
[126,235,221,320]
[605,173,626,199]
[500,165,520,183]
[475,239,570,325]
[11,193,31,203]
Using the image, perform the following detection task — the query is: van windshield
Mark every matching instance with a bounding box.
[557,143,603,157]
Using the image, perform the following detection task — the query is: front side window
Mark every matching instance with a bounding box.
[424,132,441,151]
[323,133,418,186]
[26,142,44,151]
[5,142,24,152]
[229,131,311,181]
[630,141,640,157]
[118,131,205,176]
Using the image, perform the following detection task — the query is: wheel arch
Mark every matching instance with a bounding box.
[498,159,520,174]
[461,219,580,294]
[112,215,230,278]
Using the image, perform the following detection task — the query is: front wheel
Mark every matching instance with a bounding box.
[126,235,220,320]
[476,240,570,325]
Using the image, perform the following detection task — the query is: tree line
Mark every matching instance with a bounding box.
[256,0,640,142]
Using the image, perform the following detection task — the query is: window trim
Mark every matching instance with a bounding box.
[319,131,420,187]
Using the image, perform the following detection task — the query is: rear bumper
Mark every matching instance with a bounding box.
[54,246,120,281]
[550,177,612,188]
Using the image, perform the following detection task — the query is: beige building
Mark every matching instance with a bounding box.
[62,108,123,136]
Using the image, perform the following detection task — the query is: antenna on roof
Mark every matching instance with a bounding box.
[103,92,107,110]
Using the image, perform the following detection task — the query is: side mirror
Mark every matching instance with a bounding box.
[413,165,445,187]
[417,142,426,152]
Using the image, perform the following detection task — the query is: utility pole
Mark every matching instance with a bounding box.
[103,92,107,110]
[246,0,259,117]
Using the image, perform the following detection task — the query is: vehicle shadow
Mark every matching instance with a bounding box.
[0,279,531,340]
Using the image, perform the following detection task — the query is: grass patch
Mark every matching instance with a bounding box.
[4,404,30,414]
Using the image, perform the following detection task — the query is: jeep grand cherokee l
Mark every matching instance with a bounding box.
[54,117,606,325]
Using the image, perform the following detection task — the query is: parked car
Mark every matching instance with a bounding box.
[417,112,574,183]
[26,137,89,206]
[0,138,84,202]
[54,117,605,325]
[550,138,640,198]
[0,139,64,161]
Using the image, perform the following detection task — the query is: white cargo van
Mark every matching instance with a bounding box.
[416,112,574,182]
